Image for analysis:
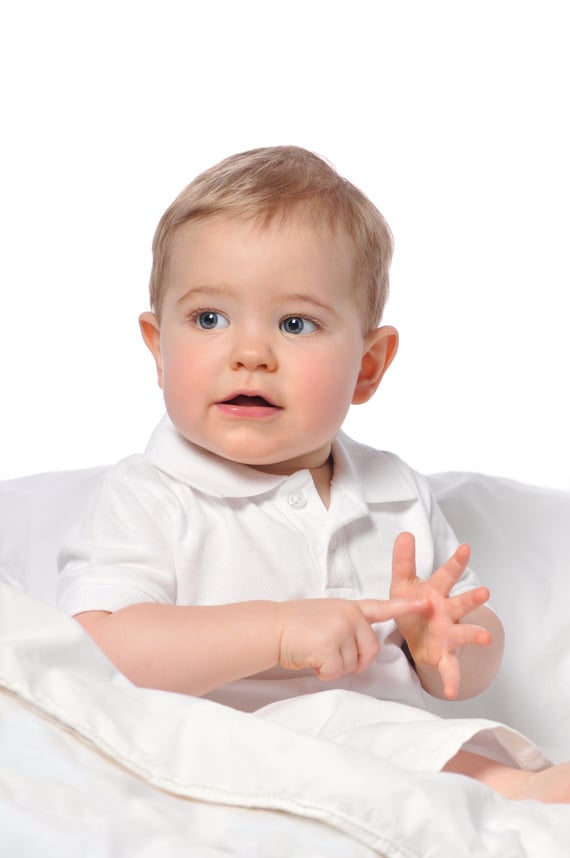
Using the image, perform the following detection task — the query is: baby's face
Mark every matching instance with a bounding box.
[141,215,386,473]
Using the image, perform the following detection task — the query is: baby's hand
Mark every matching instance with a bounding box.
[390,532,492,698]
[275,596,427,681]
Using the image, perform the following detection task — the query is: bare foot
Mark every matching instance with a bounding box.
[507,761,570,804]
[443,750,570,803]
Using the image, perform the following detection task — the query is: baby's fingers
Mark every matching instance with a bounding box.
[438,651,461,700]
[315,639,359,681]
[429,544,472,595]
[358,597,429,625]
[448,586,490,622]
[449,621,493,649]
[390,532,418,590]
[315,620,379,680]
[438,623,492,698]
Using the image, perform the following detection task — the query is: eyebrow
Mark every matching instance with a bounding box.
[177,286,336,315]
[177,285,233,304]
[280,293,336,315]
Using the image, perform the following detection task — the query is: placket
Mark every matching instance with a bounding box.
[275,473,371,597]
[323,487,371,596]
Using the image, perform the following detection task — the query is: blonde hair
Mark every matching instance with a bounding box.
[149,146,393,332]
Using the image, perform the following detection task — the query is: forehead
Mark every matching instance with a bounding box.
[166,214,357,289]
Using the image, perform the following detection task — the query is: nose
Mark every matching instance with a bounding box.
[229,329,277,372]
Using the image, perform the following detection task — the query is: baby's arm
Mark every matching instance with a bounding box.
[390,532,505,700]
[75,595,427,696]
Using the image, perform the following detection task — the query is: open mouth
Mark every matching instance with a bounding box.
[223,394,275,407]
[216,393,282,417]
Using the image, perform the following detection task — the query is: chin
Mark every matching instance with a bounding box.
[222,448,304,474]
[204,442,283,468]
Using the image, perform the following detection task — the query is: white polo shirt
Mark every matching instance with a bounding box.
[57,415,479,711]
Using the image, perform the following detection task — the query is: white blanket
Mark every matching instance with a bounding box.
[1,581,570,857]
[2,467,570,854]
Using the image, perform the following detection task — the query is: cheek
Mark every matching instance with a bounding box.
[295,348,361,420]
[161,341,206,401]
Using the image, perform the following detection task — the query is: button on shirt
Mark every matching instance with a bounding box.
[57,416,479,712]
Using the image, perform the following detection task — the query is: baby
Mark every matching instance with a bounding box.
[57,145,570,802]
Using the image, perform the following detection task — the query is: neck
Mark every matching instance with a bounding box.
[248,446,334,507]
[310,455,333,508]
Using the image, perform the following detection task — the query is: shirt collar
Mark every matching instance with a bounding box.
[144,416,290,497]
[332,432,418,504]
[144,414,417,504]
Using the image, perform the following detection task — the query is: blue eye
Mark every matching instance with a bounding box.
[280,316,317,335]
[195,311,229,330]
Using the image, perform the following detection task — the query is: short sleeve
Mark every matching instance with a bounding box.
[56,456,181,615]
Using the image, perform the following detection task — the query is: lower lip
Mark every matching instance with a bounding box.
[215,403,282,420]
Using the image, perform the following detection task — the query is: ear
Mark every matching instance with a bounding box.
[139,312,163,389]
[352,325,398,405]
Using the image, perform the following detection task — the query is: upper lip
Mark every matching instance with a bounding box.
[217,389,281,408]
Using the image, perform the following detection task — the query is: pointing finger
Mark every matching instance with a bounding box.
[358,597,428,625]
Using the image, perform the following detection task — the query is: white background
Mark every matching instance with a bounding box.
[1,1,568,489]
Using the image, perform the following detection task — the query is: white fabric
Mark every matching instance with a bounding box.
[56,417,478,712]
[1,581,570,858]
[0,464,108,604]
[1,459,569,758]
[428,471,570,762]
[2,463,570,853]
[257,690,548,773]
